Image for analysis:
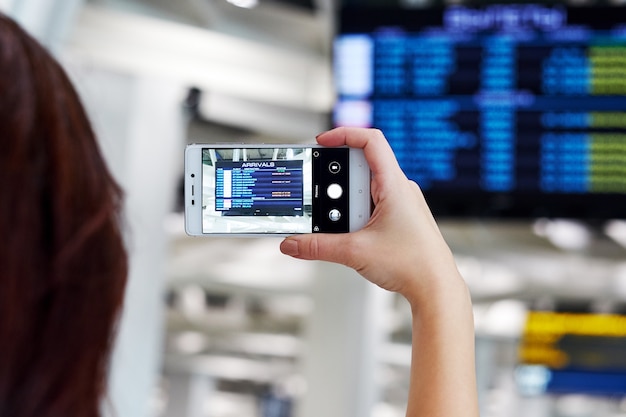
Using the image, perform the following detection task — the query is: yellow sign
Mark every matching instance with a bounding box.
[519,312,626,369]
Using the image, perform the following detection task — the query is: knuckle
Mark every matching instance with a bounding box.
[370,128,384,138]
[307,235,321,260]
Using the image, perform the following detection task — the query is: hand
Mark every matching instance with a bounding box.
[279,127,462,305]
[281,127,478,417]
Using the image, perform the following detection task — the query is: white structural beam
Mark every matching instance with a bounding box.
[196,92,330,141]
[64,4,334,113]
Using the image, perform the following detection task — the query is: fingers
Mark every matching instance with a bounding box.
[316,127,404,180]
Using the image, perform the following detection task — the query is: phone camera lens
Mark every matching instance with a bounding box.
[329,209,341,222]
[191,174,195,178]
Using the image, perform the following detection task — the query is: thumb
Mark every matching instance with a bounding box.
[280,233,355,265]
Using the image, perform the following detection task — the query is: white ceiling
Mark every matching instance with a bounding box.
[86,0,335,53]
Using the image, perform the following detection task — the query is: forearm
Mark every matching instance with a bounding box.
[404,273,479,417]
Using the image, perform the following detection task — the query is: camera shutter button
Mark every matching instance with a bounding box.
[327,183,343,199]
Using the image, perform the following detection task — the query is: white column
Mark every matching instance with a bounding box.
[109,76,186,417]
[297,262,392,417]
[69,67,185,417]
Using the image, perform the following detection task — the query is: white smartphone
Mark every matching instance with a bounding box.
[184,143,371,236]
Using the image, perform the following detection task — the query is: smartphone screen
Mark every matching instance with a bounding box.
[202,147,313,234]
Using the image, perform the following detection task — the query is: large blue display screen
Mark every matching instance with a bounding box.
[334,3,626,218]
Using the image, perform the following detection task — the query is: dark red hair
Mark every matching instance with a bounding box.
[0,13,127,417]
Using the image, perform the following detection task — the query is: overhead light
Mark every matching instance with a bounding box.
[226,0,259,8]
[533,218,591,251]
[172,331,208,354]
[605,220,626,248]
[401,0,433,7]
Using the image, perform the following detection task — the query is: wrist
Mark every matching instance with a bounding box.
[401,265,472,320]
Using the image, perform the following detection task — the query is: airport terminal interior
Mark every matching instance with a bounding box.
[7,0,626,416]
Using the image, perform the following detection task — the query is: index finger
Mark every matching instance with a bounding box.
[316,127,405,179]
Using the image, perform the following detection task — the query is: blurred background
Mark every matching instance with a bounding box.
[4,0,626,416]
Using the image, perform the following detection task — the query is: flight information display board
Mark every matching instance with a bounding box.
[215,160,304,216]
[334,3,626,218]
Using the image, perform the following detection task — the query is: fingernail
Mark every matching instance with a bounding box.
[315,130,328,139]
[280,239,299,256]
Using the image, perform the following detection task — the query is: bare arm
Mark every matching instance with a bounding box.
[280,127,479,417]
[404,261,477,417]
